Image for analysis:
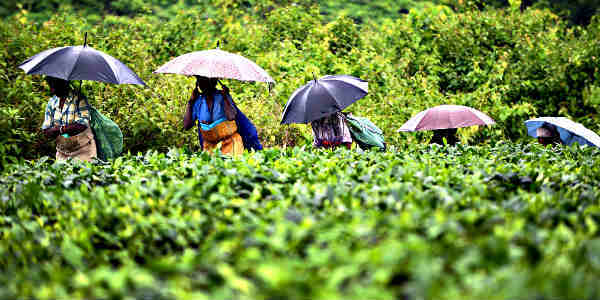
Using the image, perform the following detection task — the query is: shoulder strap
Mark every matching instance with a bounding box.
[220,90,237,121]
[73,89,90,109]
[73,91,94,127]
[220,90,233,104]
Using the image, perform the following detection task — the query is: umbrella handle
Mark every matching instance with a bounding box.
[84,32,88,47]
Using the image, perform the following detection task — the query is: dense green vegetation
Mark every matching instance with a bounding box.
[2,0,600,163]
[1,144,600,299]
[2,2,600,299]
[519,0,600,25]
[3,0,599,25]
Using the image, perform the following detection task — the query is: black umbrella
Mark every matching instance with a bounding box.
[281,75,368,124]
[18,33,146,86]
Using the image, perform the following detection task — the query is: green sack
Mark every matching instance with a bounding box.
[345,115,386,150]
[88,105,123,161]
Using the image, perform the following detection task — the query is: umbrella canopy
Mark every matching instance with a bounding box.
[399,105,495,132]
[525,117,600,148]
[154,48,274,83]
[281,75,368,124]
[18,45,146,86]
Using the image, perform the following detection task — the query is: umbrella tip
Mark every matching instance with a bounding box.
[312,72,317,82]
[84,32,88,47]
[217,40,220,49]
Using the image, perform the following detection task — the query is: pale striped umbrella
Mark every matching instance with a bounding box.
[525,117,600,148]
[154,48,274,83]
[399,105,495,132]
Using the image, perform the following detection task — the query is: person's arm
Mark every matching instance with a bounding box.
[183,88,200,130]
[42,101,60,139]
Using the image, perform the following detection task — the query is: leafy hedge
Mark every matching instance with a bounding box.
[1,2,600,162]
[1,143,600,299]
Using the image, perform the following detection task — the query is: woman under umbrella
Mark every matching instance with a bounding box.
[183,76,245,155]
[399,105,496,146]
[19,33,146,161]
[41,76,96,161]
[525,117,600,148]
[155,45,268,155]
[281,75,369,150]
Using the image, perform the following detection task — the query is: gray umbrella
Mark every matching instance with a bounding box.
[281,75,368,124]
[18,34,145,86]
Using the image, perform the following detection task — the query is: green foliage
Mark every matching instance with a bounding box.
[527,0,600,26]
[1,2,600,159]
[263,4,322,48]
[319,0,437,23]
[1,0,213,21]
[1,143,600,299]
[3,3,600,299]
[327,15,362,56]
[0,106,33,167]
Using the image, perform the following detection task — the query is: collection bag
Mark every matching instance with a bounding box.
[344,114,386,150]
[81,96,123,160]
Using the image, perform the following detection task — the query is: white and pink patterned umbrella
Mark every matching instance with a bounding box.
[154,48,274,83]
[398,105,495,132]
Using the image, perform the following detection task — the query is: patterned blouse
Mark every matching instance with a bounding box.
[42,94,90,130]
[311,112,352,148]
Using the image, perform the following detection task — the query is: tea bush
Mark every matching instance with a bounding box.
[327,16,362,56]
[263,5,322,49]
[1,2,599,162]
[2,2,600,299]
[1,143,600,299]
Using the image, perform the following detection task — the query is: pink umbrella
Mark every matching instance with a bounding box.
[398,105,495,132]
[154,48,274,83]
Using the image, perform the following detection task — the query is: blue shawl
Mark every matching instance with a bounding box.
[197,92,263,151]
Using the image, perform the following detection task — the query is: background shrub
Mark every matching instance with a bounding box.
[1,1,599,161]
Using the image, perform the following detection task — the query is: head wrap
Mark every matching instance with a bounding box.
[536,126,554,137]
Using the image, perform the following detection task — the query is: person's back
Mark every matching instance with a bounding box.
[183,76,262,155]
[430,128,458,146]
[311,112,352,149]
[536,125,562,146]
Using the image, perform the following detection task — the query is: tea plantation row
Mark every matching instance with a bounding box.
[1,143,599,299]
